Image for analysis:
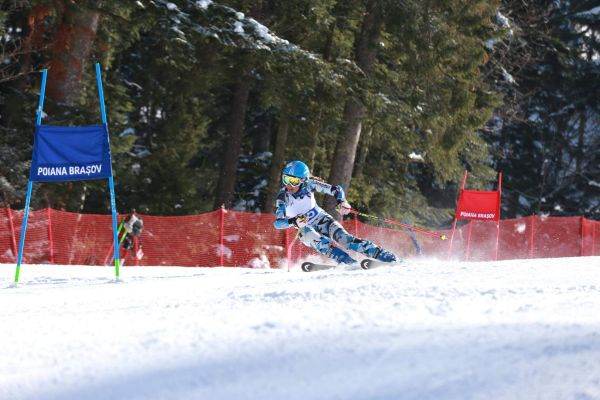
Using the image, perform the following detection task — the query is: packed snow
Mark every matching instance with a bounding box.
[2,256,600,400]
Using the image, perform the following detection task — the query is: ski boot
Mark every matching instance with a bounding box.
[360,248,400,270]
[375,248,398,263]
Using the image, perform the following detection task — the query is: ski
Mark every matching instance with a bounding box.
[360,259,401,270]
[301,262,336,272]
[301,260,401,272]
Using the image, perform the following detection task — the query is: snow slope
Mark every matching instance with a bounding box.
[2,257,600,400]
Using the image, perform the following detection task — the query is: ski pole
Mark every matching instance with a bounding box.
[349,209,448,240]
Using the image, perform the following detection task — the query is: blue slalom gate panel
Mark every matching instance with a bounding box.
[15,63,121,283]
[30,125,112,182]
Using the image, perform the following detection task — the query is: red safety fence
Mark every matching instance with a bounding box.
[0,207,598,267]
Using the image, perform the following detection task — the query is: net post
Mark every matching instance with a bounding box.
[219,205,225,267]
[7,208,18,260]
[529,215,535,258]
[593,221,597,256]
[580,216,585,257]
[495,172,502,261]
[47,207,54,264]
[495,221,500,261]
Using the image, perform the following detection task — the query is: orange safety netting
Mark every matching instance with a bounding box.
[0,208,598,267]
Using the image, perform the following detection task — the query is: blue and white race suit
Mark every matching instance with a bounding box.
[273,178,387,266]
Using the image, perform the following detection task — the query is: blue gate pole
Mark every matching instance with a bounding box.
[15,182,33,283]
[15,69,48,283]
[95,63,120,279]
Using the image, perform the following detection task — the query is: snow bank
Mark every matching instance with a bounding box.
[1,257,600,399]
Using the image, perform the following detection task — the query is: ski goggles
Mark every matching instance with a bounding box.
[282,174,303,187]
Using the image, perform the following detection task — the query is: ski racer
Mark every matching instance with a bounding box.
[121,213,143,251]
[273,160,398,268]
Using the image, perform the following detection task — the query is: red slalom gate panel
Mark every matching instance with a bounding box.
[0,207,598,267]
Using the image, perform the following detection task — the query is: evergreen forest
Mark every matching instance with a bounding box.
[0,0,598,226]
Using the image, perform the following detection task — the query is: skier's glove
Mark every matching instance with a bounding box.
[336,200,352,216]
[288,214,308,229]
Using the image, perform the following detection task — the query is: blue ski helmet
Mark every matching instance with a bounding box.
[282,160,310,181]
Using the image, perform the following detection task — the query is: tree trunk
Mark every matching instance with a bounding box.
[307,110,323,169]
[307,20,337,172]
[328,97,365,186]
[325,0,383,215]
[213,73,252,209]
[46,3,100,105]
[263,114,290,212]
[576,112,586,175]
[18,5,53,85]
[354,126,373,178]
[252,116,272,154]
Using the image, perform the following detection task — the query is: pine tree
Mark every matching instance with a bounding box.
[485,0,599,218]
[326,0,501,225]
